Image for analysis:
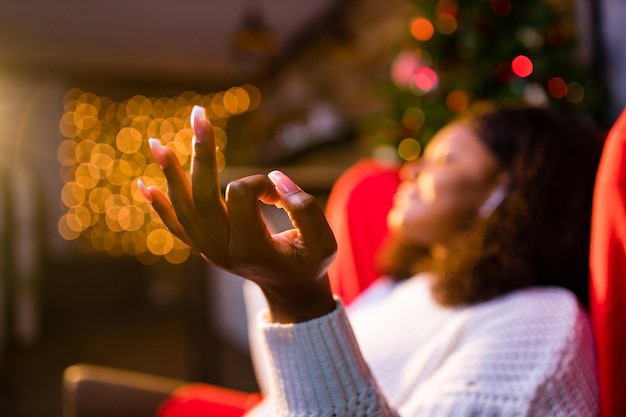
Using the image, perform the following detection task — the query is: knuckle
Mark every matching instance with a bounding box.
[193,145,215,162]
[225,179,253,200]
[295,193,320,212]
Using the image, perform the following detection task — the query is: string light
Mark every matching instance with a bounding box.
[58,85,261,264]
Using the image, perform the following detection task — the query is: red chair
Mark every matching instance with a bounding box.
[157,383,262,417]
[325,159,401,305]
[590,107,626,417]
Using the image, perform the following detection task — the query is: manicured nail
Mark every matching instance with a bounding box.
[137,179,153,202]
[191,105,207,143]
[148,138,168,168]
[268,170,300,194]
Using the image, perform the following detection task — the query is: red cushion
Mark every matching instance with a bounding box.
[157,383,262,417]
[590,107,626,417]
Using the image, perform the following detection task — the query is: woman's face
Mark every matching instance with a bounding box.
[387,122,505,245]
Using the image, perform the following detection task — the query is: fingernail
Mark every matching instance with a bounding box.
[148,138,168,168]
[191,105,207,143]
[268,170,300,194]
[137,178,153,202]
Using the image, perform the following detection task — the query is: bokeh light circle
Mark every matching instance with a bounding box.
[511,55,533,78]
[147,229,175,255]
[398,138,422,161]
[411,18,435,41]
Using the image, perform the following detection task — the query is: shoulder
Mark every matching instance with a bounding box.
[461,287,591,357]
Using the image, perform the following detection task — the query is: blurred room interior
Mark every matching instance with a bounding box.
[0,0,625,416]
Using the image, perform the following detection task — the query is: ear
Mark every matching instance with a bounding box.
[478,173,510,218]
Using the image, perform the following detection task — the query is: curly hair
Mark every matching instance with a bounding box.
[424,104,603,307]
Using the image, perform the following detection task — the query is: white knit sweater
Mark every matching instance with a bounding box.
[244,274,598,417]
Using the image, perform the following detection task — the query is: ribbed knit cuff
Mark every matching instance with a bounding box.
[259,301,388,415]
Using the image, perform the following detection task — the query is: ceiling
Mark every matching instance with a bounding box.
[0,0,340,89]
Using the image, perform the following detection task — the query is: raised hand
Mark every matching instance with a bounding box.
[138,106,337,323]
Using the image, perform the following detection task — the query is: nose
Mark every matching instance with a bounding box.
[399,159,422,181]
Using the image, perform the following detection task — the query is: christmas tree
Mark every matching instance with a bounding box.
[382,0,605,161]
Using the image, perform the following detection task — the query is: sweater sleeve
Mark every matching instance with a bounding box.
[256,301,398,417]
[247,285,597,417]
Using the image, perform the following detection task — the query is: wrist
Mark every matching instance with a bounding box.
[262,276,336,324]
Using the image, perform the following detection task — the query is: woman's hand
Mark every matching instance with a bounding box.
[138,106,337,323]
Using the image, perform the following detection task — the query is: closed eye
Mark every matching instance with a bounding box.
[427,150,454,165]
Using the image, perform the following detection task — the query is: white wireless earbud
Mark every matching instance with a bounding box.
[478,185,507,218]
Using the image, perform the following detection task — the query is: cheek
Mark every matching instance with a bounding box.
[388,200,471,244]
[387,174,480,244]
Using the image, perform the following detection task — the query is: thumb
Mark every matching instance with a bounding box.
[268,170,337,255]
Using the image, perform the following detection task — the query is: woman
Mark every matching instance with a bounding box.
[140,103,601,416]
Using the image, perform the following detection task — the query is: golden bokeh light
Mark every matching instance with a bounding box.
[164,239,192,264]
[58,86,261,263]
[398,138,422,161]
[59,112,79,138]
[147,229,175,255]
[75,163,101,189]
[58,215,81,240]
[75,140,97,164]
[88,187,114,213]
[61,182,86,207]
[90,143,117,168]
[116,127,143,154]
[57,139,78,166]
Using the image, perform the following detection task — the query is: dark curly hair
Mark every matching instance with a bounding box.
[422,103,603,308]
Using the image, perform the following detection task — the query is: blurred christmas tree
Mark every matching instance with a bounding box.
[375,0,606,161]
